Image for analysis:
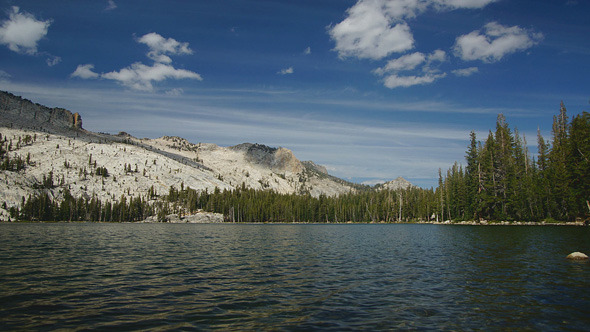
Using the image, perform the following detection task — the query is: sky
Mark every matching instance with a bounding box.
[0,0,588,188]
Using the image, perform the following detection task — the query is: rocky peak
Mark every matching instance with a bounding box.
[0,90,83,132]
[302,161,328,175]
[232,143,303,174]
[380,177,414,191]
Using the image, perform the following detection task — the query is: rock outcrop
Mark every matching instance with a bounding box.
[379,176,414,191]
[142,212,225,223]
[0,91,83,132]
[232,143,303,174]
[303,161,329,175]
[566,252,589,260]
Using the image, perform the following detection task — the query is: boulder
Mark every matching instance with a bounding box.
[566,252,589,260]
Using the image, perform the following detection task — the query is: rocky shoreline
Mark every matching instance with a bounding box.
[141,211,224,223]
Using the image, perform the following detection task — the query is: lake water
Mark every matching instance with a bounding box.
[1,223,589,330]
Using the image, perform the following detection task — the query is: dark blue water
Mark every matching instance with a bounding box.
[1,223,589,330]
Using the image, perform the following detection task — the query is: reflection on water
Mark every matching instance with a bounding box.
[1,223,589,330]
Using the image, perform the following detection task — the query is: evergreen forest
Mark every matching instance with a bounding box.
[8,103,590,223]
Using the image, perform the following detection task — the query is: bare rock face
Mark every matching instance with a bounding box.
[273,147,303,173]
[303,161,328,175]
[73,112,82,129]
[0,91,83,132]
[380,176,414,191]
[233,143,303,174]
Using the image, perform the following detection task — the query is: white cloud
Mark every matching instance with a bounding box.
[374,50,447,88]
[330,0,497,88]
[71,64,100,79]
[433,0,497,9]
[374,52,426,75]
[0,6,51,54]
[165,88,184,96]
[329,1,414,60]
[72,33,202,91]
[383,73,446,88]
[427,49,447,63]
[46,55,61,67]
[102,62,202,91]
[452,66,479,76]
[453,22,543,62]
[105,0,117,11]
[137,32,192,64]
[278,67,294,75]
[304,47,311,55]
[329,0,496,60]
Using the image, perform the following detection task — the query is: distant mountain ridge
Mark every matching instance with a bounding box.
[0,90,413,221]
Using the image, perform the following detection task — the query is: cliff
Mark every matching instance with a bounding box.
[0,91,83,133]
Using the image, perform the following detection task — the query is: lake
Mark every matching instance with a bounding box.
[1,223,589,330]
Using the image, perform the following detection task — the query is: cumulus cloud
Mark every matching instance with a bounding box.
[427,49,447,63]
[304,47,311,55]
[278,67,294,75]
[71,64,100,79]
[330,0,498,88]
[137,32,192,64]
[46,55,61,67]
[72,33,202,91]
[0,6,51,54]
[374,50,447,88]
[452,66,479,76]
[384,73,446,88]
[453,22,543,62]
[105,0,117,11]
[374,52,426,75]
[329,1,414,60]
[329,0,496,60]
[102,62,202,91]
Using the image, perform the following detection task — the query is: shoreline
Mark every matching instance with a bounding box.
[1,220,587,226]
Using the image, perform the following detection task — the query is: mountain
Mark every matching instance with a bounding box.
[376,176,415,191]
[1,91,389,221]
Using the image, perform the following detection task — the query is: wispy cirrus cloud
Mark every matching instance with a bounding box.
[0,70,10,82]
[105,0,117,11]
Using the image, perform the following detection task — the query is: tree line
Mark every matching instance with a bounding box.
[5,102,590,222]
[437,103,589,222]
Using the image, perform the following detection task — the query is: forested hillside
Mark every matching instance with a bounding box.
[6,102,589,223]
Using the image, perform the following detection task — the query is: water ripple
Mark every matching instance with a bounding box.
[1,223,589,330]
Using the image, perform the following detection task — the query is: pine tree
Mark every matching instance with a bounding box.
[465,131,479,220]
[568,111,590,217]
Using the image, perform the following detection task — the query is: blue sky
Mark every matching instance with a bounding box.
[0,0,588,188]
